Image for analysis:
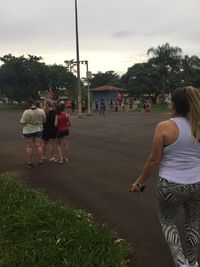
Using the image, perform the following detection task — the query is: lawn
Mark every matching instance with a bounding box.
[0,175,129,267]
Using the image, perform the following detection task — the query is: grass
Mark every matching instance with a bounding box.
[0,104,23,110]
[134,104,170,113]
[0,175,129,267]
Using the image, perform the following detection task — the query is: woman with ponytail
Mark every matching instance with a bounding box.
[131,86,200,267]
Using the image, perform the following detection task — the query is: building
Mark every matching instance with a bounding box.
[90,85,125,103]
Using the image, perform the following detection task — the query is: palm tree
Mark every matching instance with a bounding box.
[147,43,182,103]
[181,55,200,85]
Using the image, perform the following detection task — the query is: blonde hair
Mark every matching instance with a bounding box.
[185,86,200,141]
[44,99,54,114]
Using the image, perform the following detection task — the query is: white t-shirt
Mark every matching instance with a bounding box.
[20,108,46,134]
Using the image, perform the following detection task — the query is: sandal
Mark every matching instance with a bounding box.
[49,157,56,162]
[27,163,33,168]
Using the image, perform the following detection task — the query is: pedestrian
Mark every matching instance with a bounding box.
[66,99,72,113]
[131,86,200,267]
[95,100,99,112]
[42,99,57,161]
[71,99,76,113]
[145,99,151,115]
[54,102,72,164]
[99,99,105,116]
[20,97,46,167]
[82,101,86,113]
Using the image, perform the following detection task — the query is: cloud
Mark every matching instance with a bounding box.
[113,30,139,39]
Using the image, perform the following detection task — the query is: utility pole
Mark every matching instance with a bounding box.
[82,60,91,115]
[65,59,92,115]
[75,0,82,117]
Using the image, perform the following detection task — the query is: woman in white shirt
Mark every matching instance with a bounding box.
[131,86,200,267]
[20,98,46,167]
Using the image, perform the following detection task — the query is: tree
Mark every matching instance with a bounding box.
[120,63,160,101]
[0,54,48,101]
[180,55,200,86]
[46,64,77,98]
[90,71,120,88]
[147,43,182,102]
[0,55,77,101]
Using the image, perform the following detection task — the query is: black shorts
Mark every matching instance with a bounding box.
[42,130,57,141]
[57,130,69,138]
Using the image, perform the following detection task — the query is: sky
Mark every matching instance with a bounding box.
[0,0,200,77]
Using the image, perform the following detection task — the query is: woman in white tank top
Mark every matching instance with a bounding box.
[131,86,200,267]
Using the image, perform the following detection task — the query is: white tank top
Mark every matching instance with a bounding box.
[159,117,200,184]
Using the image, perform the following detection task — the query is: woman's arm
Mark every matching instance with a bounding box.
[131,122,165,192]
[54,115,58,127]
[67,114,72,126]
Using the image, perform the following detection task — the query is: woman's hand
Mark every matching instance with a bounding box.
[130,182,141,193]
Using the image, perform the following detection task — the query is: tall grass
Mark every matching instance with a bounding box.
[0,175,129,267]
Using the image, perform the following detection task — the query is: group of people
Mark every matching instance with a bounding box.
[19,85,200,267]
[20,98,71,166]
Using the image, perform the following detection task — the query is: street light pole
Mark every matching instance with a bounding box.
[85,60,91,115]
[75,0,82,117]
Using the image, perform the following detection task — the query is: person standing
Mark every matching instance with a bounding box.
[54,103,72,164]
[99,99,106,116]
[42,99,57,161]
[145,99,151,115]
[131,86,200,267]
[20,98,46,167]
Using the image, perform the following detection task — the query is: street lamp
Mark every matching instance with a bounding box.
[75,0,82,117]
[80,60,92,115]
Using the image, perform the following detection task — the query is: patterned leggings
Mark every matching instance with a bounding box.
[156,177,200,267]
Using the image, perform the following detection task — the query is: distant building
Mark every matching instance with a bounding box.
[90,85,125,103]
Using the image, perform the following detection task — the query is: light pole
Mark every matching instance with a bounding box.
[85,60,91,115]
[75,0,82,117]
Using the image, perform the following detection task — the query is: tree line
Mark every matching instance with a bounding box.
[0,43,200,102]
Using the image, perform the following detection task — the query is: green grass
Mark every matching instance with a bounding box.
[135,104,170,113]
[0,175,129,267]
[0,104,23,110]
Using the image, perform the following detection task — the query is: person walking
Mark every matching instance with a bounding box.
[20,98,46,167]
[42,99,57,161]
[99,99,106,116]
[144,99,151,115]
[54,102,72,164]
[131,86,200,267]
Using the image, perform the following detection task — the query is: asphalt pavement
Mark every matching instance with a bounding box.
[0,110,188,267]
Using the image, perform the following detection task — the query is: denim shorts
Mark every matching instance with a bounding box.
[23,131,42,138]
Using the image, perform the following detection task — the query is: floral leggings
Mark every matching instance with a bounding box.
[156,177,200,267]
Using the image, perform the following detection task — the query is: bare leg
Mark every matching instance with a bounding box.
[42,140,48,159]
[49,139,56,160]
[63,136,69,160]
[26,138,34,164]
[56,138,63,162]
[34,137,43,163]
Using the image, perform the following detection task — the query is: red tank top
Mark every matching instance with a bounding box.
[57,112,69,132]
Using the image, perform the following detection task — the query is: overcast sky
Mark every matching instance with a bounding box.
[0,0,200,76]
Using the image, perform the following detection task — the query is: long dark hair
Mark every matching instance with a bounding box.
[56,102,65,115]
[171,88,190,116]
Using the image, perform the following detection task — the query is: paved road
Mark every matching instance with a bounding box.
[0,110,189,267]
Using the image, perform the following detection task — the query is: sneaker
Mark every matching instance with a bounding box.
[56,160,64,164]
[186,259,199,267]
[64,158,69,163]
